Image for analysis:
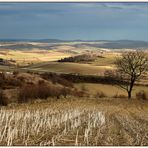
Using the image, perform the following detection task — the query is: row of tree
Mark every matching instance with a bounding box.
[58,54,98,63]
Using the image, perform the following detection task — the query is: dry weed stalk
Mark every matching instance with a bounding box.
[0,107,105,146]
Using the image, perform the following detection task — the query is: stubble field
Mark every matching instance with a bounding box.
[0,98,148,146]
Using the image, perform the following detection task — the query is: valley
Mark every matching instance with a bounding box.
[0,39,148,146]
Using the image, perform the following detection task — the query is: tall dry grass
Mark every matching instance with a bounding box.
[0,106,105,146]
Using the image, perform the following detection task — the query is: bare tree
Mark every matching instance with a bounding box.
[115,50,148,99]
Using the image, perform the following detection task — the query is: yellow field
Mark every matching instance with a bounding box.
[0,49,73,65]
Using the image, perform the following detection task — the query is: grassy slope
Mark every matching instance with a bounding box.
[75,83,148,98]
[24,61,114,75]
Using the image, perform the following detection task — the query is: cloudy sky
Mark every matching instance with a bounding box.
[0,3,148,40]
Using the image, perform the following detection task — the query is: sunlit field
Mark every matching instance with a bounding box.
[75,83,148,98]
[0,49,72,65]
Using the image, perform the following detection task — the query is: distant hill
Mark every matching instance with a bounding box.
[71,40,148,49]
[0,39,148,50]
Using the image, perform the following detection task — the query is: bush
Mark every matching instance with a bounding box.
[0,73,5,87]
[38,80,45,85]
[8,78,22,86]
[18,84,72,103]
[0,72,22,88]
[18,84,51,103]
[13,71,19,76]
[17,76,25,82]
[57,78,73,88]
[94,91,106,98]
[0,90,8,106]
[72,89,85,97]
[40,72,73,88]
[136,90,147,100]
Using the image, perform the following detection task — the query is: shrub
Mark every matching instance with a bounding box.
[18,84,72,103]
[0,90,8,106]
[57,78,73,88]
[8,78,22,86]
[37,85,54,99]
[136,90,147,100]
[94,91,106,98]
[13,71,19,76]
[40,72,73,88]
[38,80,45,85]
[0,73,5,87]
[17,76,25,82]
[0,73,22,88]
[18,84,51,103]
[72,89,85,97]
[18,85,36,103]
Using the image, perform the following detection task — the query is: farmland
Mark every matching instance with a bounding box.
[0,40,148,146]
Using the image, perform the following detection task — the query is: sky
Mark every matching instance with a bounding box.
[0,2,148,41]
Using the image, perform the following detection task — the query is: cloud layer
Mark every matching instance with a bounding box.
[0,3,148,40]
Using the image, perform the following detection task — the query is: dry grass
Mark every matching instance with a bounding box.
[75,83,148,98]
[0,99,105,146]
[0,98,148,146]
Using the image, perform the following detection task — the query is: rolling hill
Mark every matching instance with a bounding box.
[0,39,148,50]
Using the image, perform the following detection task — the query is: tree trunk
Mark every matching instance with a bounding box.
[128,77,135,99]
[128,91,131,99]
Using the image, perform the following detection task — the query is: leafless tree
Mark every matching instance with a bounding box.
[115,50,148,99]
